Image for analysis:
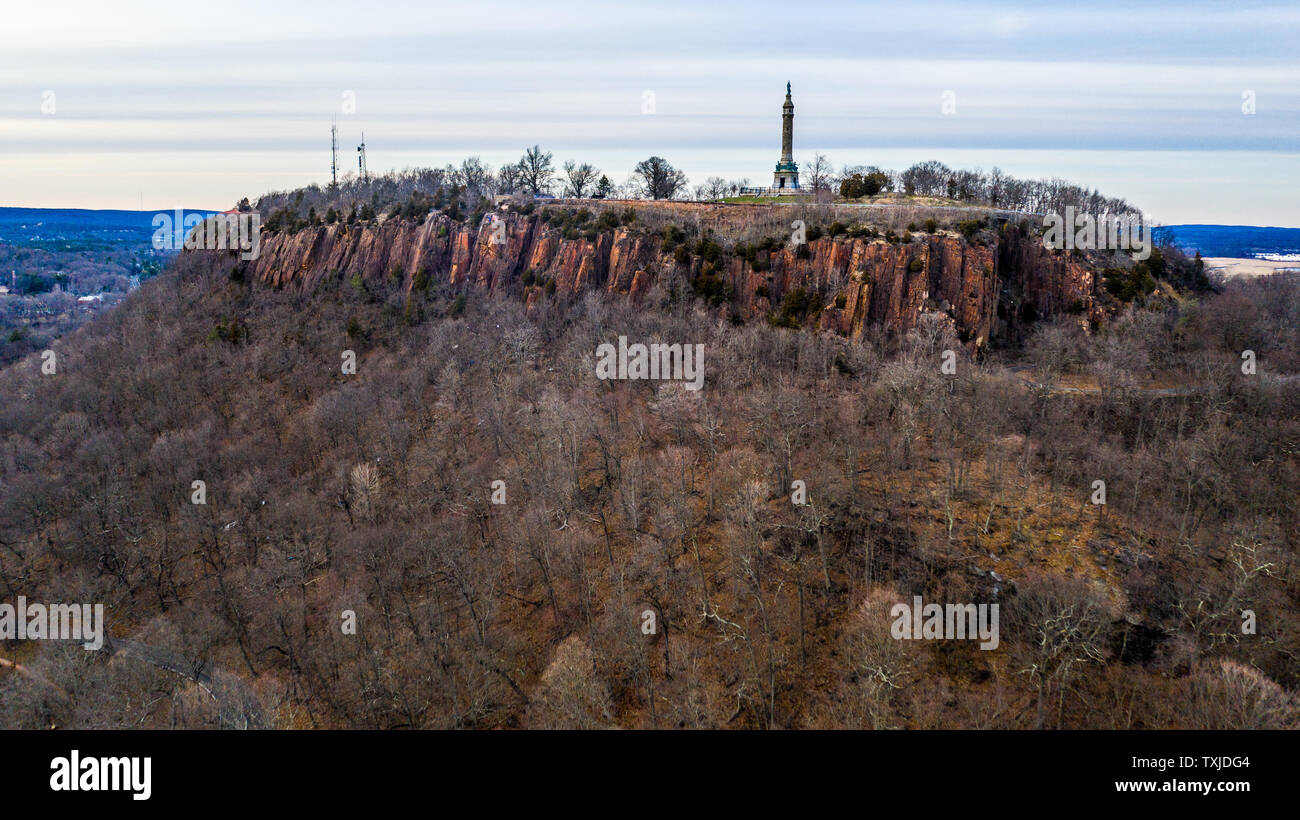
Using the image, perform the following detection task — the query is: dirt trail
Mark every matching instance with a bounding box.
[104,636,268,728]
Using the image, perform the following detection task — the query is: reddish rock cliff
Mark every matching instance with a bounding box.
[232,210,1102,348]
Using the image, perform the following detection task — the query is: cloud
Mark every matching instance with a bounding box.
[992,13,1030,37]
[0,0,1297,224]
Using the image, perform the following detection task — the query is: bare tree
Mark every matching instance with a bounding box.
[517,145,554,195]
[457,156,494,196]
[701,176,730,200]
[1013,573,1118,729]
[805,152,834,197]
[524,636,614,729]
[562,160,600,198]
[496,162,524,194]
[633,156,689,200]
[1183,659,1299,730]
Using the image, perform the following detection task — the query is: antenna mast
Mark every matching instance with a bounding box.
[357,133,368,184]
[330,122,339,188]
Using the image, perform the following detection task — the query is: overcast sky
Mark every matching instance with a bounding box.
[2,0,1297,225]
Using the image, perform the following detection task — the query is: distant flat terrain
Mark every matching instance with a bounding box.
[0,206,209,367]
[0,206,216,246]
[1158,223,1300,259]
[1202,257,1300,277]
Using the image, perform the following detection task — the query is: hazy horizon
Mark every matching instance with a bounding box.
[2,0,1297,225]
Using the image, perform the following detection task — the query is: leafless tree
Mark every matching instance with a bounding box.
[562,160,600,198]
[700,176,730,200]
[805,152,834,197]
[633,156,688,200]
[517,145,554,195]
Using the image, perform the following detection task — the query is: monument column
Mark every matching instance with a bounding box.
[781,82,794,163]
[772,82,800,190]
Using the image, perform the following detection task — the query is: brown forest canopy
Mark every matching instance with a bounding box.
[0,251,1296,728]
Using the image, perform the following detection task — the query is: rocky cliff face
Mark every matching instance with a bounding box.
[236,210,1102,348]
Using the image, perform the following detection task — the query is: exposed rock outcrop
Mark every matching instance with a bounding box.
[229,209,1105,348]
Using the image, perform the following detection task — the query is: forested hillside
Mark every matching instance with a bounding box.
[0,227,1297,728]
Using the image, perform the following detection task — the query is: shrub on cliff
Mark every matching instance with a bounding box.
[661,224,686,250]
[771,287,812,328]
[957,218,986,240]
[691,265,732,307]
[695,236,723,265]
[1103,265,1157,302]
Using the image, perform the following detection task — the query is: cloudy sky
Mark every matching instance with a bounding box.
[2,0,1297,225]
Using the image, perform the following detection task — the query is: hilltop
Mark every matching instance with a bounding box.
[226,198,1210,356]
[0,188,1296,729]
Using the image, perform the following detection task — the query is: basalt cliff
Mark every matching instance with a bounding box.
[234,206,1101,348]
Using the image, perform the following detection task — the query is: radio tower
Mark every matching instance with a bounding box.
[357,133,368,184]
[330,122,339,188]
